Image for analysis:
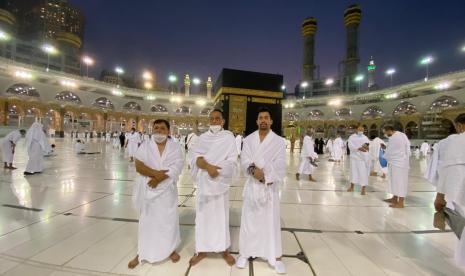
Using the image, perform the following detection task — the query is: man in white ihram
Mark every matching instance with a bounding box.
[237,107,287,274]
[369,135,385,177]
[235,132,243,156]
[125,127,141,162]
[24,122,48,175]
[382,125,411,208]
[434,114,465,266]
[296,128,317,182]
[420,140,430,157]
[333,134,344,162]
[1,129,26,169]
[189,109,237,266]
[128,119,184,269]
[347,125,370,195]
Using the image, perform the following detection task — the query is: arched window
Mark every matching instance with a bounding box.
[393,101,417,115]
[307,110,324,120]
[284,112,299,121]
[361,105,385,119]
[175,106,191,114]
[55,91,82,104]
[429,96,459,111]
[200,107,212,116]
[6,83,40,97]
[151,104,168,113]
[335,108,352,119]
[93,97,114,109]
[123,102,142,111]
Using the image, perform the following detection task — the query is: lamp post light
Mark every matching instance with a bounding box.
[0,30,11,41]
[420,56,433,81]
[325,78,334,95]
[385,68,396,87]
[41,44,58,72]
[168,74,177,94]
[82,56,94,78]
[115,66,124,87]
[354,74,364,94]
[300,81,309,99]
[192,78,201,85]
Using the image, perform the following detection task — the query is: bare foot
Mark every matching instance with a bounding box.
[370,172,377,176]
[169,251,180,263]
[295,173,300,180]
[347,184,354,192]
[309,176,317,182]
[383,198,395,203]
[361,189,366,195]
[381,174,386,179]
[222,251,236,266]
[189,252,207,266]
[128,255,139,269]
[8,166,17,170]
[389,203,404,208]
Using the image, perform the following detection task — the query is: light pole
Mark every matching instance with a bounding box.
[420,56,433,81]
[385,68,396,87]
[41,44,57,72]
[0,30,11,41]
[325,78,334,95]
[82,56,94,78]
[168,74,177,94]
[115,66,124,87]
[142,70,153,90]
[300,81,309,99]
[354,74,364,94]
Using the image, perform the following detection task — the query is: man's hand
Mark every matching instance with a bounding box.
[148,178,159,188]
[206,164,221,178]
[358,147,367,152]
[253,167,265,182]
[153,170,169,180]
[196,157,208,169]
[434,193,446,212]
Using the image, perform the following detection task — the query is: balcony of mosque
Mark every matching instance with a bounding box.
[284,68,465,112]
[0,56,213,106]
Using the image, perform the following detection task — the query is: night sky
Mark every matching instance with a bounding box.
[72,0,465,92]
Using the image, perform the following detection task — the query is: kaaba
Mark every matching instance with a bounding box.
[213,68,284,136]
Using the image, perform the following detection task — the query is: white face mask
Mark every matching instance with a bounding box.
[357,131,363,136]
[153,133,167,143]
[209,125,222,134]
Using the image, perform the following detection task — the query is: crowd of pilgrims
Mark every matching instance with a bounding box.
[1,109,465,273]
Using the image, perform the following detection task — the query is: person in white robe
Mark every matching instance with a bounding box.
[189,109,238,266]
[74,140,86,153]
[420,141,430,157]
[326,137,334,161]
[369,136,385,176]
[236,107,286,274]
[333,135,344,162]
[347,125,371,195]
[296,129,317,182]
[112,132,120,148]
[1,129,26,169]
[235,133,243,156]
[128,119,184,269]
[186,131,199,168]
[382,126,411,208]
[105,132,110,142]
[125,128,141,162]
[24,122,48,175]
[434,113,465,265]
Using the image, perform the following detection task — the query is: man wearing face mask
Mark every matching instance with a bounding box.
[347,124,371,195]
[128,119,184,269]
[189,109,238,267]
[382,125,410,208]
[296,128,317,182]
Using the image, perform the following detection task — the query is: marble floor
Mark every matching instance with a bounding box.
[0,138,464,276]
